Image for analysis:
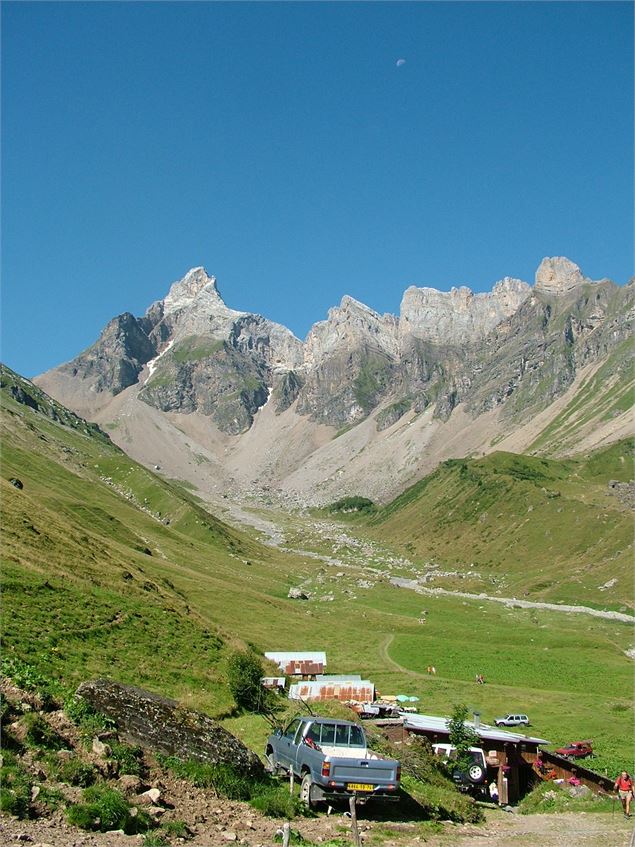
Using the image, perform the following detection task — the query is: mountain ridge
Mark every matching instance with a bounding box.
[34,257,634,505]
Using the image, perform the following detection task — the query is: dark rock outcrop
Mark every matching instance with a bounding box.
[59,313,156,396]
[76,679,263,777]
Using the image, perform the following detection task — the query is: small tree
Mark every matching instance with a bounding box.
[226,650,268,713]
[448,703,480,773]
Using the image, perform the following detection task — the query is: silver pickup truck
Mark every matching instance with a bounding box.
[265,716,400,808]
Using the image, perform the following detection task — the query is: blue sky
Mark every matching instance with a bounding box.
[2,1,633,377]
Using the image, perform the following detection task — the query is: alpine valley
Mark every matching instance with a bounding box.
[2,255,634,845]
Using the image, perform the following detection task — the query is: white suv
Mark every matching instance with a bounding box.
[433,744,487,796]
[495,713,529,727]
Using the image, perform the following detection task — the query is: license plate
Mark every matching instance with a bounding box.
[347,783,374,791]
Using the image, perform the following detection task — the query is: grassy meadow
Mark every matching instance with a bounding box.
[1,365,633,782]
[361,444,634,609]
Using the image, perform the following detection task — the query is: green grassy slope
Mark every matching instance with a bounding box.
[0,365,300,715]
[365,443,634,608]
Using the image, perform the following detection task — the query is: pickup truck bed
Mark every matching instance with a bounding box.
[266,716,400,808]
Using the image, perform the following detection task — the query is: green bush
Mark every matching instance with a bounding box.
[327,496,376,515]
[226,650,268,712]
[1,656,61,709]
[66,784,150,834]
[56,757,99,787]
[447,704,479,775]
[143,834,169,847]
[0,757,33,819]
[161,819,190,838]
[39,786,67,811]
[64,696,116,747]
[158,755,305,818]
[23,712,66,750]
[249,784,305,818]
[64,694,99,726]
[366,731,451,788]
[159,756,252,799]
[109,741,144,776]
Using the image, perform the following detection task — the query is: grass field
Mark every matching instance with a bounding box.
[1,365,633,781]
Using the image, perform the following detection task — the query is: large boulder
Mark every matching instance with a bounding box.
[76,679,263,777]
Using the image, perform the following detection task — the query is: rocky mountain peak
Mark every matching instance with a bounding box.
[534,256,587,294]
[304,295,399,366]
[162,266,223,316]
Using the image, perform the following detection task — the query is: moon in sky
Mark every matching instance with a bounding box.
[396,58,406,67]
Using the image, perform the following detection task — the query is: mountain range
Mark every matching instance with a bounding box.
[35,256,634,505]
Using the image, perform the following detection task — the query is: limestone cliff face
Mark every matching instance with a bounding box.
[36,259,632,437]
[399,277,531,344]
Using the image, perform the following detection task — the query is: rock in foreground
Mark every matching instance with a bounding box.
[77,679,263,776]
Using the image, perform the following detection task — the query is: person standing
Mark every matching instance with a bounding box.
[614,771,633,818]
[489,779,499,804]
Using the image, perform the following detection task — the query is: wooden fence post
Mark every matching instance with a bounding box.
[349,795,362,847]
[282,821,290,847]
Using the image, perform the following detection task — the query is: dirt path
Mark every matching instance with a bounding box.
[1,808,632,847]
[434,809,635,847]
[390,578,635,624]
[379,633,428,680]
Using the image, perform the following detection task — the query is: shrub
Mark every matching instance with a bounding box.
[66,784,150,834]
[0,758,33,818]
[56,757,99,787]
[39,786,66,811]
[1,656,60,709]
[23,712,66,750]
[161,819,190,839]
[226,650,268,712]
[158,755,306,818]
[159,756,252,799]
[447,704,480,774]
[64,696,116,746]
[109,741,144,776]
[366,731,451,788]
[143,834,169,847]
[328,496,376,515]
[64,694,98,726]
[249,784,305,818]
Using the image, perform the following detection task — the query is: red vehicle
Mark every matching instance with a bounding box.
[554,740,593,759]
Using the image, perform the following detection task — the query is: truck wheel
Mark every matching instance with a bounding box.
[468,764,484,783]
[300,773,318,810]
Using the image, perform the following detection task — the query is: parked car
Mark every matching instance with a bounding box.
[494,713,530,727]
[554,740,593,759]
[265,716,400,808]
[433,744,488,797]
